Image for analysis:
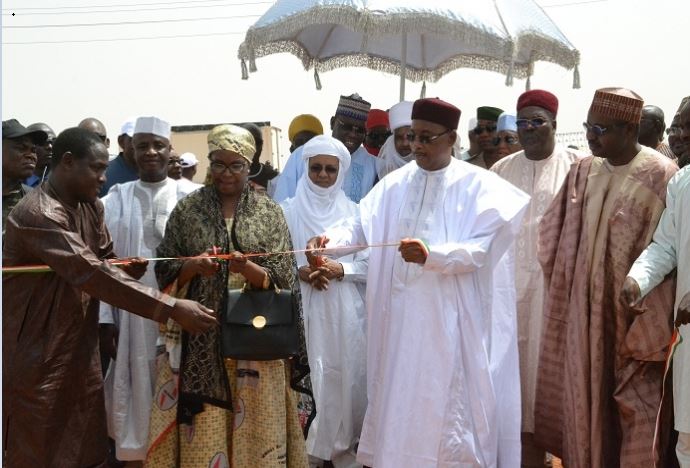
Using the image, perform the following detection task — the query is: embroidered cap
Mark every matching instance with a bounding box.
[335,93,371,122]
[497,113,517,133]
[589,87,644,123]
[134,116,171,139]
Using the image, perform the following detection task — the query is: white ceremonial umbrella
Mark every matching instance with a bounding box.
[238,0,580,100]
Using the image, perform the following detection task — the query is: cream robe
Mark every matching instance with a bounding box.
[629,165,690,433]
[325,158,529,468]
[491,145,584,432]
[99,178,187,461]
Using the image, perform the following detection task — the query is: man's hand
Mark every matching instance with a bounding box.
[305,235,329,268]
[675,292,690,328]
[316,257,344,281]
[119,256,148,280]
[621,277,643,311]
[170,299,218,334]
[399,238,428,265]
[99,324,119,361]
[298,264,332,291]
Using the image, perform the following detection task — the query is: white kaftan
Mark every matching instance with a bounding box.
[490,145,584,432]
[281,136,368,467]
[99,178,188,461]
[628,165,690,433]
[325,158,529,468]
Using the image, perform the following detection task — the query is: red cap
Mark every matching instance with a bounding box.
[517,89,559,116]
[366,109,390,130]
[411,98,461,130]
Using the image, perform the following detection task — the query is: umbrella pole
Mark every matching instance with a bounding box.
[400,31,407,101]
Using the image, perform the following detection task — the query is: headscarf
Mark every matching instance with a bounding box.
[289,135,354,266]
[375,134,415,180]
[207,124,255,163]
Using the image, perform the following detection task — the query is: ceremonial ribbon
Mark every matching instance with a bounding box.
[1,241,407,274]
[652,327,683,466]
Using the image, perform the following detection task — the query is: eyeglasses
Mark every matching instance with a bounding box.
[209,160,247,175]
[405,129,451,145]
[335,119,366,135]
[473,125,497,135]
[582,121,625,137]
[168,159,182,166]
[309,163,338,175]
[666,126,680,136]
[492,135,519,146]
[515,118,549,130]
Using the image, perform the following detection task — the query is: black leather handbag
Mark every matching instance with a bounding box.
[221,285,300,361]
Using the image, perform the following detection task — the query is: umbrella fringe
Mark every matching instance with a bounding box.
[314,69,322,90]
[573,64,581,89]
[505,59,514,86]
[525,75,531,91]
[241,59,249,80]
[420,81,426,98]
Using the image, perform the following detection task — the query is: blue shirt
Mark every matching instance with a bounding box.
[100,154,138,197]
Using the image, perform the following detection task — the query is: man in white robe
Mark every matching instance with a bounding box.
[282,135,368,468]
[490,89,585,467]
[307,98,529,468]
[99,116,188,464]
[274,94,377,203]
[623,128,690,466]
[375,101,414,180]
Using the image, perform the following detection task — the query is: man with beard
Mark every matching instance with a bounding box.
[490,89,584,467]
[100,117,139,196]
[375,101,413,179]
[3,127,217,467]
[274,94,375,203]
[534,88,678,467]
[100,117,192,465]
[2,119,47,239]
[639,104,676,159]
[24,123,56,187]
[465,106,503,169]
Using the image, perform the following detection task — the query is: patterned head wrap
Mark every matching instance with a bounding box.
[335,93,371,121]
[207,124,256,163]
[589,87,644,123]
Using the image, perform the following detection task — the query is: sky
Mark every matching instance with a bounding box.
[2,0,689,162]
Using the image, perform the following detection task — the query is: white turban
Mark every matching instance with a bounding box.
[389,101,414,130]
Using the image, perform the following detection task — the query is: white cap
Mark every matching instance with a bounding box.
[180,152,199,167]
[133,116,171,139]
[388,101,414,130]
[468,117,477,132]
[120,116,138,137]
[497,113,517,132]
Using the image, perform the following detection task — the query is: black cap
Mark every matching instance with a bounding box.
[2,119,48,142]
[26,122,56,140]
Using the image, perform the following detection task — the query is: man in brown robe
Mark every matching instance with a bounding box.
[2,127,217,468]
[534,88,678,467]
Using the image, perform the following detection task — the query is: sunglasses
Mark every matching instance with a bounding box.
[366,131,392,141]
[309,163,338,175]
[405,129,451,145]
[336,119,366,135]
[473,125,497,135]
[515,118,549,130]
[582,121,626,137]
[209,160,247,175]
[492,135,519,146]
[666,126,680,136]
[168,159,182,166]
